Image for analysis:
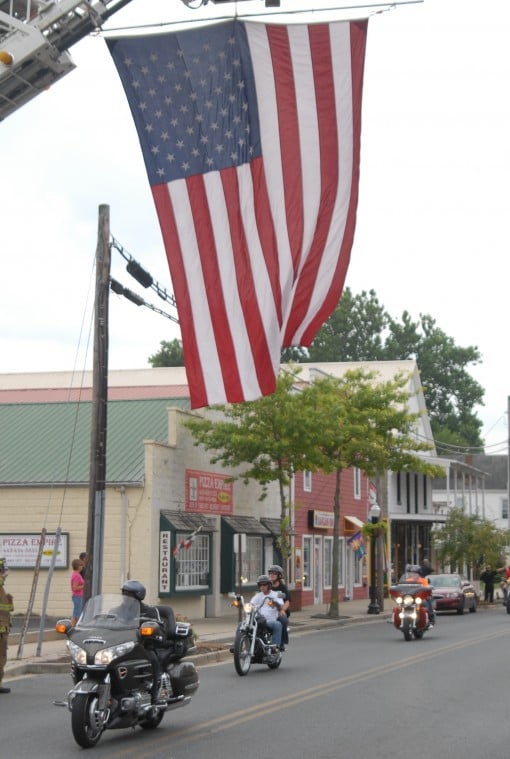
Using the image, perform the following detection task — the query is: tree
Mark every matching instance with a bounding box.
[185,369,318,562]
[149,338,184,367]
[293,288,485,449]
[186,365,444,617]
[432,506,510,576]
[301,369,445,617]
[308,288,388,362]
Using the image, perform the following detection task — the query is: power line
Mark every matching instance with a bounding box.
[109,236,180,325]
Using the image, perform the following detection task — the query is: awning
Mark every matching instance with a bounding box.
[345,515,364,531]
[222,516,271,535]
[160,510,217,532]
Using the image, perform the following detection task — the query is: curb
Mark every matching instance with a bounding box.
[4,612,391,681]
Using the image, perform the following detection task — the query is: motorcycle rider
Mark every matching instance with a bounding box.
[120,580,164,704]
[250,574,285,650]
[404,564,435,626]
[268,565,290,650]
[0,558,14,694]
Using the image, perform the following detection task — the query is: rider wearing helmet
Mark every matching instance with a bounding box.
[250,574,285,650]
[403,564,435,626]
[267,565,290,650]
[0,559,14,694]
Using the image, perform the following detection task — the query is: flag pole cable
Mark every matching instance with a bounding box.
[102,1,423,35]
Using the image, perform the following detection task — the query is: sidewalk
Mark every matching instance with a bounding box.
[4,598,388,682]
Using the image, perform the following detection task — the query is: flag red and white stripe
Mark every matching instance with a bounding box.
[108,19,368,408]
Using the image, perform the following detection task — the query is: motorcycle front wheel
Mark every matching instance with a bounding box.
[71,693,105,748]
[233,630,252,676]
[402,619,413,641]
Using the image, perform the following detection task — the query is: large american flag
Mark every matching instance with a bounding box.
[107,18,367,408]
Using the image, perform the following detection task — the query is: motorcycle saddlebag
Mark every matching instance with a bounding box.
[169,661,200,697]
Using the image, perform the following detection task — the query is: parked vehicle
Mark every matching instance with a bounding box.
[428,573,477,614]
[55,593,199,748]
[389,580,434,641]
[230,592,283,675]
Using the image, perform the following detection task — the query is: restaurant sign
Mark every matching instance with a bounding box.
[0,532,69,569]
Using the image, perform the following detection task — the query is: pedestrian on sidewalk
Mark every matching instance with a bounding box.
[0,558,14,694]
[79,552,88,579]
[480,564,504,603]
[71,558,85,625]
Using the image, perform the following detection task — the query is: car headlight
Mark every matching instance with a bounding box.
[94,641,136,666]
[67,640,87,665]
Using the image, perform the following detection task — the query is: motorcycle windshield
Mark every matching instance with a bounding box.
[77,593,140,631]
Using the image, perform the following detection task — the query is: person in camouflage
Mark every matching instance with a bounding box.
[0,558,14,694]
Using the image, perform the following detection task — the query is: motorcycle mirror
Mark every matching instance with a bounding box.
[140,622,159,637]
[55,619,73,635]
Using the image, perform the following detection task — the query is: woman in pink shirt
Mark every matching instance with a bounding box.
[70,558,85,625]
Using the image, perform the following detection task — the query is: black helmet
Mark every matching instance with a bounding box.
[121,580,146,601]
[257,574,272,588]
[268,565,283,578]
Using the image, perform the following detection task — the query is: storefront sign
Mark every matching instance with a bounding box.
[159,530,171,593]
[0,532,69,568]
[308,510,334,530]
[185,469,233,514]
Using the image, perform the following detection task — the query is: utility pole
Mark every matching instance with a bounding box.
[84,204,110,600]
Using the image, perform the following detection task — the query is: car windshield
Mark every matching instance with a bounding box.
[429,575,460,588]
[76,593,140,630]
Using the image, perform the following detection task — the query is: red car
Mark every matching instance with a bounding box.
[428,573,478,614]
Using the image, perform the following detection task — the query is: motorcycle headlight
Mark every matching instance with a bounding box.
[396,596,403,604]
[67,640,87,666]
[243,602,254,613]
[416,597,423,605]
[94,641,135,666]
[403,595,414,607]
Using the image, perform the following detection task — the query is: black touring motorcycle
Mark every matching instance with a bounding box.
[55,593,199,748]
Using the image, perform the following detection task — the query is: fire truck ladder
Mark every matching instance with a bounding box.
[0,0,134,121]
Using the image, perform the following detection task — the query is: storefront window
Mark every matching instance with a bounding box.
[235,535,263,583]
[338,538,345,586]
[324,537,333,587]
[303,536,312,588]
[175,533,210,590]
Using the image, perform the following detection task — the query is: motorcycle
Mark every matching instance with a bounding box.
[229,592,283,676]
[55,593,199,748]
[389,582,434,641]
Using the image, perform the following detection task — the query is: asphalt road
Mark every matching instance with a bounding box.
[3,609,507,759]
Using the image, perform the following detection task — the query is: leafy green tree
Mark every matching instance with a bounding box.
[296,288,484,449]
[186,366,444,617]
[308,288,388,362]
[149,338,184,367]
[302,370,444,617]
[185,369,318,561]
[432,506,510,576]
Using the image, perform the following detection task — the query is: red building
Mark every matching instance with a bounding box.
[290,467,371,609]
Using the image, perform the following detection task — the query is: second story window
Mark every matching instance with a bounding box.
[354,467,361,499]
[303,470,312,492]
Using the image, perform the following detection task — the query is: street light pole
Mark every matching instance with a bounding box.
[367,502,381,615]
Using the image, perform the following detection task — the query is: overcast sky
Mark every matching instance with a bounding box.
[1,0,508,453]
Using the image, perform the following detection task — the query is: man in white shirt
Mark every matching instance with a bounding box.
[250,574,284,649]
